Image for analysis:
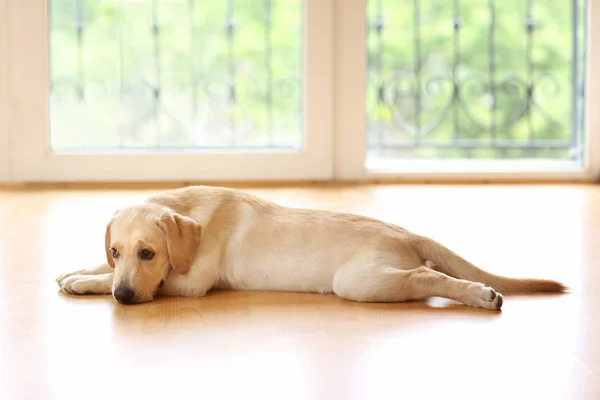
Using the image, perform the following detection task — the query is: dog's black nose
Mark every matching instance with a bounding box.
[113,286,135,305]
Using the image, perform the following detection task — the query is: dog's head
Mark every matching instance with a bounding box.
[104,204,201,304]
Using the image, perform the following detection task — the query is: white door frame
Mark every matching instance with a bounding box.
[5,0,334,182]
[0,0,9,183]
[2,0,599,183]
[335,0,600,182]
[583,0,600,182]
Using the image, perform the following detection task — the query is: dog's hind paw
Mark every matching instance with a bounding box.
[475,285,503,310]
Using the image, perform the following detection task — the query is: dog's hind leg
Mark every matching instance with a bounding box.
[332,263,503,310]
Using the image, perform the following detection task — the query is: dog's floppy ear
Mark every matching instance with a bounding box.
[104,210,120,269]
[104,219,115,269]
[157,211,202,275]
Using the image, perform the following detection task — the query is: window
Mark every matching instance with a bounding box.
[1,0,598,183]
[4,0,333,182]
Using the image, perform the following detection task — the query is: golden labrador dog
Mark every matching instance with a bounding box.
[56,185,566,310]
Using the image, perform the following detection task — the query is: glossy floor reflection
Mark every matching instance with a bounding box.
[0,184,598,400]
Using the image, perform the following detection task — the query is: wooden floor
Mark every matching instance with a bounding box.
[0,184,599,400]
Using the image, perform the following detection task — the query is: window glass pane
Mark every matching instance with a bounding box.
[49,0,303,150]
[366,0,586,166]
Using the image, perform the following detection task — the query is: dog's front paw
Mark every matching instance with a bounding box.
[56,264,113,288]
[58,275,112,296]
[55,269,89,287]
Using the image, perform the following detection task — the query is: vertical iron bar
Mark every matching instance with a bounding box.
[452,0,460,142]
[488,0,496,145]
[578,0,586,162]
[189,0,197,130]
[152,0,162,143]
[227,0,236,146]
[413,0,421,144]
[118,0,124,147]
[296,0,302,140]
[375,0,384,149]
[75,0,85,102]
[525,0,534,144]
[265,0,273,145]
[571,0,580,159]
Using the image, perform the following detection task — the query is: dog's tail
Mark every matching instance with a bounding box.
[414,235,567,293]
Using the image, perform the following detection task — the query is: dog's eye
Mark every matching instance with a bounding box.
[111,248,119,259]
[140,249,155,260]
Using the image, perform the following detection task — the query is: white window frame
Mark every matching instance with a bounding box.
[334,0,600,182]
[0,0,9,182]
[4,0,334,182]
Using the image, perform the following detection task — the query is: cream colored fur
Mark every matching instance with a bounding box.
[56,185,566,310]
